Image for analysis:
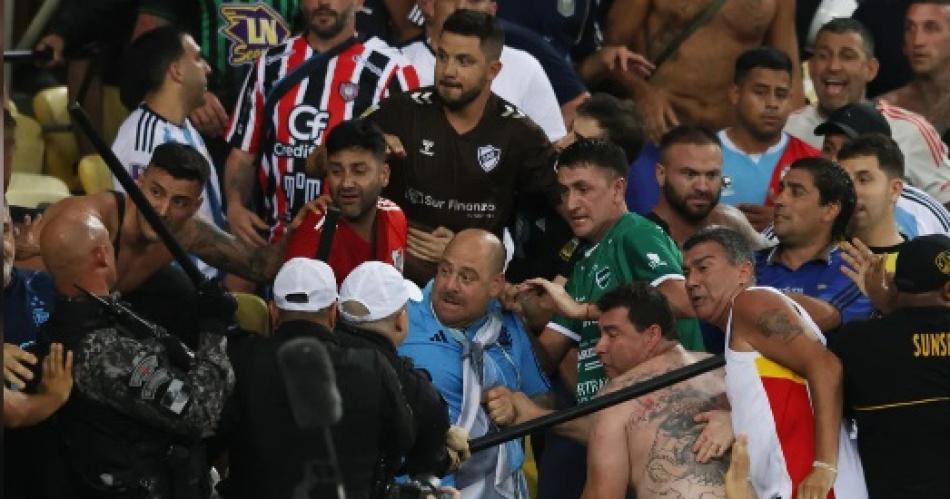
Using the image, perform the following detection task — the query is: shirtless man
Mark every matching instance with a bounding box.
[17,142,287,293]
[682,226,867,499]
[604,0,802,142]
[879,0,950,136]
[579,282,730,499]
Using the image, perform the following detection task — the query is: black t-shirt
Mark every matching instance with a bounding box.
[367,86,559,236]
[829,306,950,499]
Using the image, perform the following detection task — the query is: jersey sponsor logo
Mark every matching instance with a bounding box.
[595,266,611,289]
[220,3,291,67]
[405,187,496,216]
[912,332,950,357]
[419,139,435,157]
[339,81,359,102]
[477,145,502,172]
[288,104,331,142]
[937,250,950,275]
[283,173,322,211]
[646,252,668,270]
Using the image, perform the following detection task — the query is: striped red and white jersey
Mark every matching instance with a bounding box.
[724,287,867,499]
[226,35,419,240]
[784,102,950,205]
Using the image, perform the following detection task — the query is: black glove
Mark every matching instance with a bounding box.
[197,281,238,335]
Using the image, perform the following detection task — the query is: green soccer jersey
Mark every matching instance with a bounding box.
[549,212,703,402]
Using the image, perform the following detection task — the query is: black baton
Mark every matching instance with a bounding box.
[68,103,209,287]
[315,206,341,262]
[468,354,725,452]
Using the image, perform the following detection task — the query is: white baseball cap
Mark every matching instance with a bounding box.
[273,258,338,312]
[339,261,422,323]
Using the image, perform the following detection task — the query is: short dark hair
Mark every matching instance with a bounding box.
[148,142,210,184]
[326,118,386,161]
[658,125,721,166]
[441,9,504,61]
[596,282,678,342]
[837,133,905,179]
[787,157,856,241]
[734,46,793,84]
[576,93,645,163]
[816,18,875,57]
[683,226,755,267]
[120,26,187,109]
[556,138,628,178]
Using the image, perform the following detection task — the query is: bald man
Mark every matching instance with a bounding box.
[28,209,234,497]
[397,229,551,498]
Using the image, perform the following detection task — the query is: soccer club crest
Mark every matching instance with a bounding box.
[220,3,291,66]
[477,145,501,173]
[339,82,359,102]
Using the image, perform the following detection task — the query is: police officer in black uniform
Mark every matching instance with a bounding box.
[19,208,235,499]
[217,258,415,499]
[336,261,472,482]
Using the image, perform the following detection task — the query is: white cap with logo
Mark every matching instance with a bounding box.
[339,261,422,323]
[273,258,338,312]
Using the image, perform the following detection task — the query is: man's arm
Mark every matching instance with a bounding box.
[178,215,286,283]
[765,0,804,108]
[224,148,270,246]
[655,278,697,320]
[580,403,632,499]
[733,290,842,496]
[784,292,841,333]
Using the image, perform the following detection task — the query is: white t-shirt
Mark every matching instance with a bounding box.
[402,40,566,141]
[784,101,950,204]
[111,104,224,279]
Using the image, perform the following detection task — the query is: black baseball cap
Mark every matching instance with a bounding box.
[894,234,950,293]
[814,103,892,138]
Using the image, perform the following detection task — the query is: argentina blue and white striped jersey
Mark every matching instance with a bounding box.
[111,104,225,279]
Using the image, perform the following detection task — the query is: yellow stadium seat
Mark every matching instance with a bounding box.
[78,154,114,195]
[11,112,45,175]
[6,172,71,208]
[33,86,81,191]
[233,292,272,336]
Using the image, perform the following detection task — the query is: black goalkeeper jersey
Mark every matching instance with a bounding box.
[366,86,559,237]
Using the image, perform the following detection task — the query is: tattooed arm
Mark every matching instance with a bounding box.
[732,289,843,497]
[178,214,285,283]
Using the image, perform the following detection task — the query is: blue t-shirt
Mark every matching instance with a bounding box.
[3,268,55,346]
[399,282,550,487]
[754,246,873,325]
[400,282,550,424]
[718,131,789,206]
[625,142,660,215]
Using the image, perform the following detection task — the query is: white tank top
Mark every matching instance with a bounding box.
[724,286,867,499]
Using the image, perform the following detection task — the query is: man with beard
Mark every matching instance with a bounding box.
[365,9,559,285]
[646,125,769,251]
[284,119,407,285]
[224,0,418,246]
[718,47,820,231]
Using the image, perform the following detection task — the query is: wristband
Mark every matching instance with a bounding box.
[812,460,837,475]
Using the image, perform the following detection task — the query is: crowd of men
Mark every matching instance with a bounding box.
[4,0,950,498]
